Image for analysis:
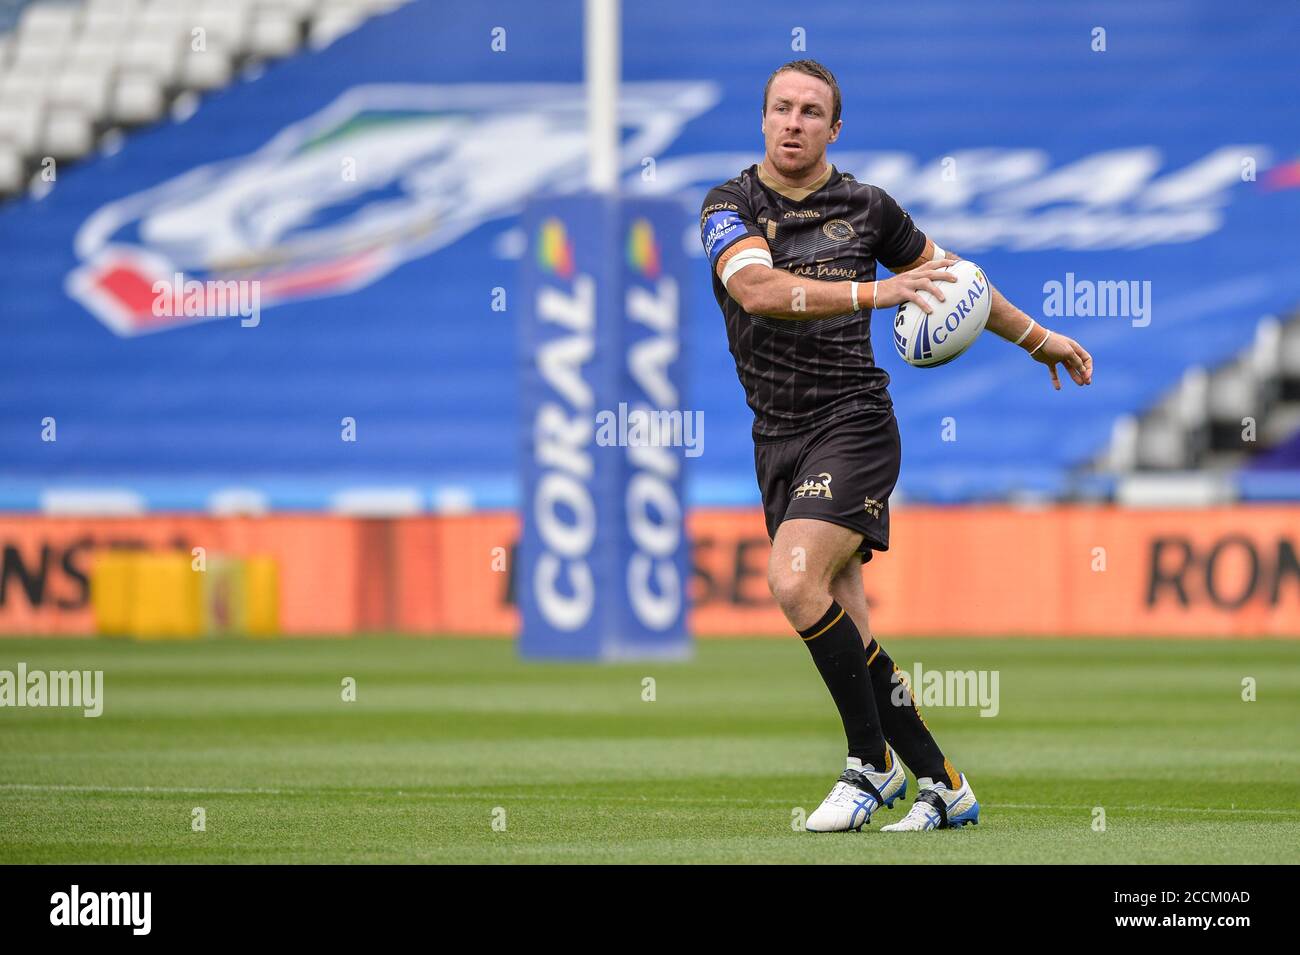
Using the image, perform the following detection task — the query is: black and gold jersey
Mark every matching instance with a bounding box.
[700,163,927,440]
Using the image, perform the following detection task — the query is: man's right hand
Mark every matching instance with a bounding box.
[871,258,959,314]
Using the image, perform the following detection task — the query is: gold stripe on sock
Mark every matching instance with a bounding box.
[801,607,844,641]
[893,664,934,731]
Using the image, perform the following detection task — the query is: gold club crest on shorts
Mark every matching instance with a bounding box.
[863,497,883,518]
[793,472,833,500]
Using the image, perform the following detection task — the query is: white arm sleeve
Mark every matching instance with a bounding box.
[721,247,774,289]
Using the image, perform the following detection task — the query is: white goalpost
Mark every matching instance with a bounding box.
[521,0,688,661]
[584,0,620,193]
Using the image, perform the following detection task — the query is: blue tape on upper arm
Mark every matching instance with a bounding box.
[701,210,748,265]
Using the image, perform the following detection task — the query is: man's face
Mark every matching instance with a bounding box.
[762,71,841,178]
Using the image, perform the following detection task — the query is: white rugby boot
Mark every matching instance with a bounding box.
[880,773,979,831]
[805,748,907,832]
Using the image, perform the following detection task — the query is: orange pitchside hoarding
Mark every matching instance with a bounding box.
[0,508,1298,637]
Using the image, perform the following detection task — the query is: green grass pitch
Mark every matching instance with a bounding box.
[1,636,1297,864]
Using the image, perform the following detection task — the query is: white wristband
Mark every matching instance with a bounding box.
[1013,319,1037,347]
[1029,329,1052,355]
[872,281,878,310]
[850,281,860,312]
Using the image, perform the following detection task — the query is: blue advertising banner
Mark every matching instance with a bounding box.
[518,196,690,660]
[2,1,1299,508]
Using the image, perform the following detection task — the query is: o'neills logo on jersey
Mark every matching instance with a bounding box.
[783,209,822,219]
[822,218,856,241]
[793,472,833,499]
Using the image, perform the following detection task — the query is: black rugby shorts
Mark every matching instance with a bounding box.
[753,406,901,561]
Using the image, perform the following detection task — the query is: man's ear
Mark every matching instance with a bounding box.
[827,119,842,144]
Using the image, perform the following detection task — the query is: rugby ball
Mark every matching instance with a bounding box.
[892,259,991,367]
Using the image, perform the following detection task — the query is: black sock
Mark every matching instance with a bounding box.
[864,640,959,788]
[798,601,888,770]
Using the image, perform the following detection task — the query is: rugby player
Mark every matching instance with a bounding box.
[699,60,1093,832]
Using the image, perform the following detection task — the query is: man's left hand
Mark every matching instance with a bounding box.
[1032,331,1093,390]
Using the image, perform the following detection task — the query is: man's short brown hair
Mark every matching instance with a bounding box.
[762,59,841,126]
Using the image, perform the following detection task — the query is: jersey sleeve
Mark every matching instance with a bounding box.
[699,184,764,270]
[874,189,928,270]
